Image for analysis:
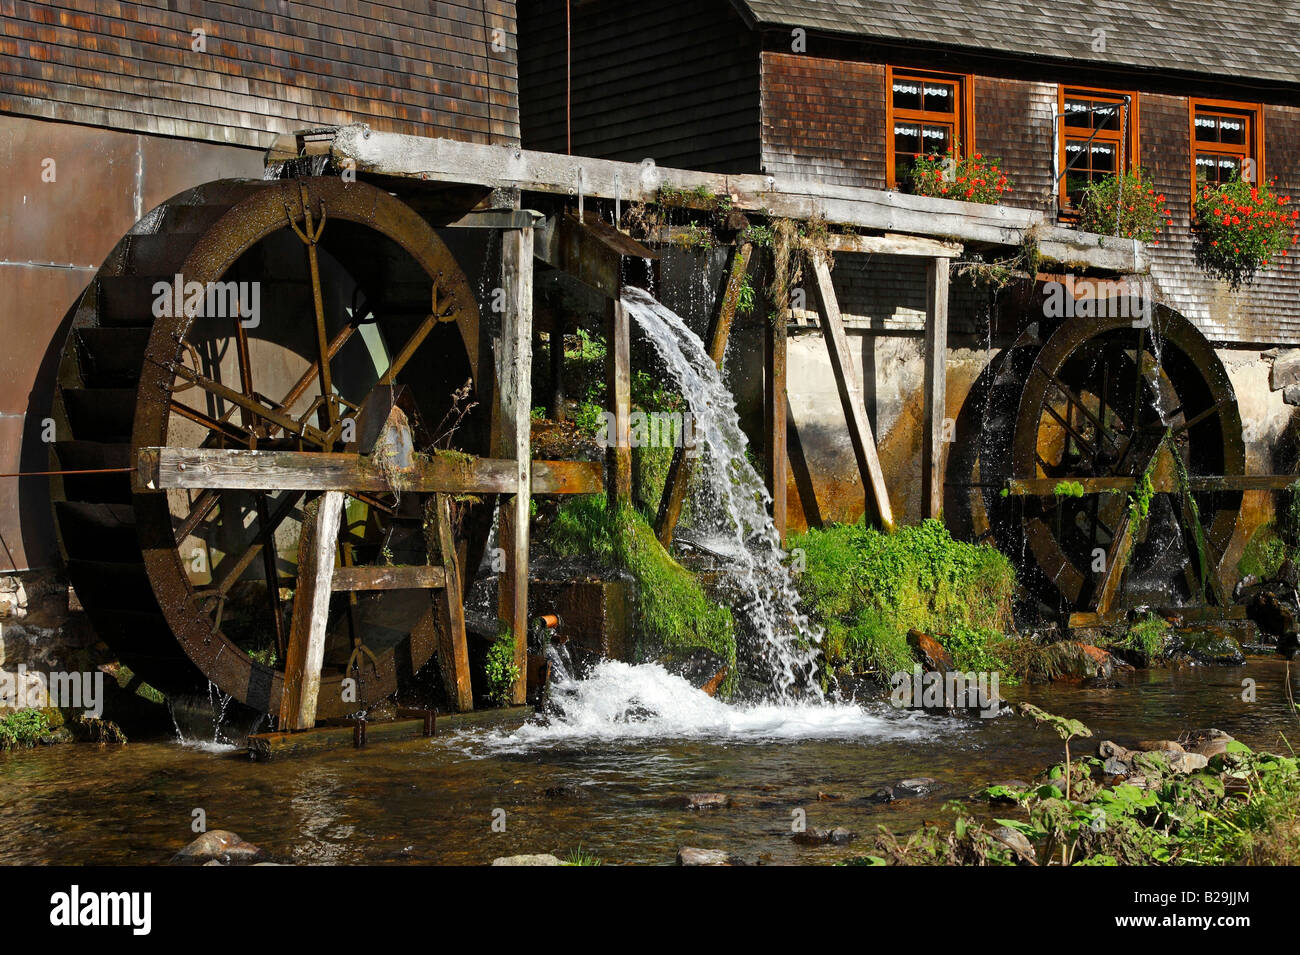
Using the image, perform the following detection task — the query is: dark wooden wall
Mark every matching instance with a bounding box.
[1,0,520,148]
[519,0,761,173]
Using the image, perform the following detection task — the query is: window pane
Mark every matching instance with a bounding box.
[1095,104,1120,131]
[1219,116,1247,145]
[1091,143,1116,173]
[1194,115,1220,142]
[892,80,923,111]
[922,82,955,113]
[921,123,951,153]
[1064,99,1091,128]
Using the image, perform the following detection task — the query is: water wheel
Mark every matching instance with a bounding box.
[50,177,493,718]
[977,299,1245,616]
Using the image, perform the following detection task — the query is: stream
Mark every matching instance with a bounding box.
[2,659,1297,865]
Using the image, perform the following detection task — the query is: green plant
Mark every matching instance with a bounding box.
[1053,480,1085,498]
[0,708,51,750]
[1194,175,1298,289]
[1018,703,1092,803]
[1117,612,1170,660]
[908,145,1013,203]
[564,845,602,866]
[484,627,521,707]
[736,274,756,315]
[1074,170,1172,243]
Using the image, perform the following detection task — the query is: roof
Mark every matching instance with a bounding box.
[731,0,1300,87]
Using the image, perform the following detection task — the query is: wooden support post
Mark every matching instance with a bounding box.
[549,312,567,422]
[495,227,534,706]
[923,257,950,521]
[809,256,894,533]
[434,493,473,711]
[764,294,788,544]
[605,297,632,509]
[278,490,343,731]
[656,242,753,546]
[1094,512,1136,617]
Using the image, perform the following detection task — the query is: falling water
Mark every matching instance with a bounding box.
[618,287,822,700]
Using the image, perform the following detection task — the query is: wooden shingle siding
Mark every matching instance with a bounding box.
[518,0,760,173]
[973,77,1055,214]
[1,0,520,148]
[760,51,884,188]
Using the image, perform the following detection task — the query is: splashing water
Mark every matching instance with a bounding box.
[618,287,822,699]
[463,660,946,752]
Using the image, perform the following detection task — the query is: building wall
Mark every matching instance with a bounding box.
[2,0,520,148]
[519,0,761,172]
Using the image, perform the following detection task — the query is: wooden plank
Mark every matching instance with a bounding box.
[822,233,962,258]
[329,126,1149,273]
[1006,474,1300,495]
[434,494,473,712]
[496,227,534,707]
[923,257,950,520]
[248,706,532,760]
[331,565,447,591]
[656,241,752,546]
[278,490,343,732]
[1094,512,1136,617]
[765,291,788,544]
[606,298,633,508]
[135,447,598,495]
[809,256,895,533]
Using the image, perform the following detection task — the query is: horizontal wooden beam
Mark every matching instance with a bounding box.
[135,447,602,495]
[332,565,447,591]
[821,232,962,258]
[322,125,1147,274]
[1006,474,1300,495]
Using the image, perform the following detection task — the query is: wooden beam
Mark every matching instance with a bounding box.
[495,227,533,707]
[331,565,447,591]
[1094,511,1136,617]
[606,298,632,509]
[135,447,599,496]
[278,490,343,731]
[765,293,789,544]
[326,126,1149,274]
[923,257,950,520]
[821,232,962,258]
[433,494,473,712]
[1005,473,1300,495]
[809,256,895,533]
[656,241,752,546]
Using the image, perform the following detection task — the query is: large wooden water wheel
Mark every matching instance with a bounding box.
[50,177,494,720]
[976,297,1246,618]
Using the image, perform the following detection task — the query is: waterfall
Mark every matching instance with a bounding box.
[618,287,822,700]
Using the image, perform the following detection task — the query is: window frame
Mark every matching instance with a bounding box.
[1056,85,1140,213]
[885,66,975,190]
[1188,98,1264,197]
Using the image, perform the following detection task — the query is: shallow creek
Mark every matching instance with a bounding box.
[3,657,1298,865]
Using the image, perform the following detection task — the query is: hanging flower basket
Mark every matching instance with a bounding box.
[1074,170,1172,244]
[908,145,1012,204]
[1194,176,1298,289]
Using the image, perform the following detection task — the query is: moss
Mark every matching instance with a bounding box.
[1239,521,1289,579]
[548,495,735,676]
[1114,612,1170,661]
[1053,480,1086,498]
[789,519,1017,680]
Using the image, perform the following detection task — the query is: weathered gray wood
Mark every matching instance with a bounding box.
[433,493,473,712]
[136,447,598,496]
[923,257,950,520]
[331,565,447,591]
[821,233,962,258]
[495,227,533,707]
[765,296,788,544]
[279,490,343,732]
[327,126,1148,273]
[606,299,633,508]
[810,256,895,533]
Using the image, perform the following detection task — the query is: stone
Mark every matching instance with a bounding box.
[871,777,938,803]
[1270,348,1300,390]
[202,860,224,867]
[793,826,856,846]
[1192,737,1230,759]
[1168,628,1245,666]
[676,847,732,866]
[1284,384,1300,406]
[683,792,730,810]
[907,629,954,673]
[1136,740,1184,752]
[991,826,1037,863]
[491,854,563,866]
[172,829,263,865]
[1102,756,1131,776]
[1098,739,1134,760]
[1165,752,1210,774]
[1045,642,1127,682]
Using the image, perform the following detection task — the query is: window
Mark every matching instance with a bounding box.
[1058,88,1138,209]
[887,68,971,189]
[1190,100,1262,189]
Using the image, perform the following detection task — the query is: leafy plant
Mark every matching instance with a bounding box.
[1074,170,1172,243]
[908,144,1013,204]
[1018,703,1092,802]
[1053,480,1085,498]
[1194,174,1298,289]
[564,845,602,866]
[0,708,51,750]
[484,627,521,707]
